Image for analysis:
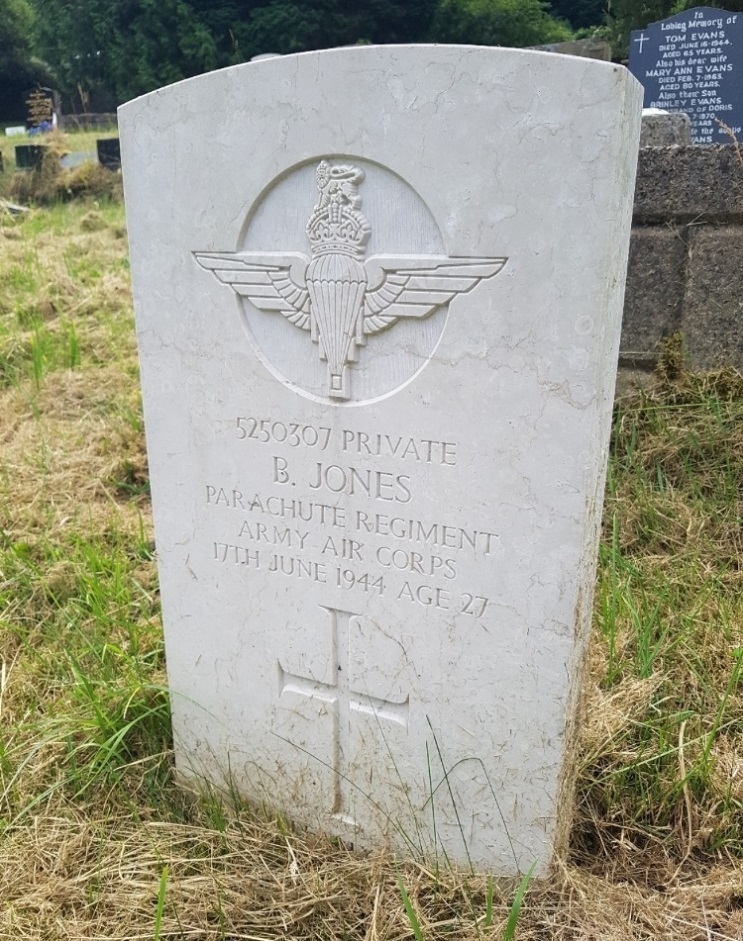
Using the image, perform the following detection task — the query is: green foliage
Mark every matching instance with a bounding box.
[0,0,34,77]
[503,865,536,941]
[27,0,438,102]
[579,359,743,858]
[29,0,102,92]
[21,0,743,98]
[672,0,743,12]
[226,0,438,57]
[430,0,572,47]
[548,0,605,28]
[605,0,672,55]
[30,0,220,102]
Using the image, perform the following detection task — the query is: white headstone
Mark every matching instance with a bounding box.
[120,46,642,875]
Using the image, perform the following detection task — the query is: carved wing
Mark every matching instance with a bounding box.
[362,256,508,334]
[194,251,311,330]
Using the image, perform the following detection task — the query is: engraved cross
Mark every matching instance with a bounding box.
[278,605,409,825]
[634,32,649,53]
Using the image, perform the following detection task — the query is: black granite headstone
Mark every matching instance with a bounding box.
[15,145,47,170]
[97,138,121,170]
[629,7,743,144]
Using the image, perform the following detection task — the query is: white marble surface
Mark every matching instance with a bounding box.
[120,45,642,875]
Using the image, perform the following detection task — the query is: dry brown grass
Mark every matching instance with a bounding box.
[1,204,742,940]
[0,368,148,539]
[2,804,743,940]
[5,132,122,205]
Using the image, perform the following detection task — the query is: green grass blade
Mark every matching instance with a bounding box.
[153,865,168,941]
[397,872,424,941]
[502,863,535,941]
[484,874,494,928]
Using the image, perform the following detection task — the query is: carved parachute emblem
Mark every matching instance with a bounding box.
[195,161,507,400]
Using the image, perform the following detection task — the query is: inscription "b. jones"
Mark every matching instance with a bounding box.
[273,458,412,503]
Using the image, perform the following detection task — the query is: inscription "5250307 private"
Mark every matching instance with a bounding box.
[236,417,331,449]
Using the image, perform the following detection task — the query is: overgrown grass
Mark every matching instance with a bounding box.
[0,179,741,938]
[2,128,121,204]
[577,357,743,882]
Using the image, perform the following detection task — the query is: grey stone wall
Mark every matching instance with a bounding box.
[622,132,743,372]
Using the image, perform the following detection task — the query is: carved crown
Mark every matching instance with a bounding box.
[306,160,371,257]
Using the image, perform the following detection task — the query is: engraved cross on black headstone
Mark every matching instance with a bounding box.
[633,32,649,54]
[278,604,409,824]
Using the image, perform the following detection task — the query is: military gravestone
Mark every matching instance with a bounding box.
[120,46,641,874]
[629,7,743,144]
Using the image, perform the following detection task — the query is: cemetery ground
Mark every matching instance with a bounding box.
[1,127,121,205]
[1,138,742,941]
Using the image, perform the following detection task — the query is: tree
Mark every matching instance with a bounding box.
[430,0,573,47]
[30,0,219,101]
[0,0,34,78]
[28,0,439,102]
[225,0,438,61]
[103,0,219,101]
[30,0,106,93]
[606,0,673,52]
[548,0,604,28]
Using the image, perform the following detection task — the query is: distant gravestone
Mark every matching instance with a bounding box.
[629,7,743,144]
[15,145,46,171]
[60,151,97,169]
[97,138,121,170]
[531,37,612,60]
[640,109,692,146]
[120,46,641,874]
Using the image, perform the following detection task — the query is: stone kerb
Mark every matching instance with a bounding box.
[634,145,743,223]
[639,112,691,148]
[622,142,743,372]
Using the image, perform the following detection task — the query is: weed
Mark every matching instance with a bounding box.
[153,865,169,941]
[6,132,122,205]
[398,872,425,941]
[502,865,535,941]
